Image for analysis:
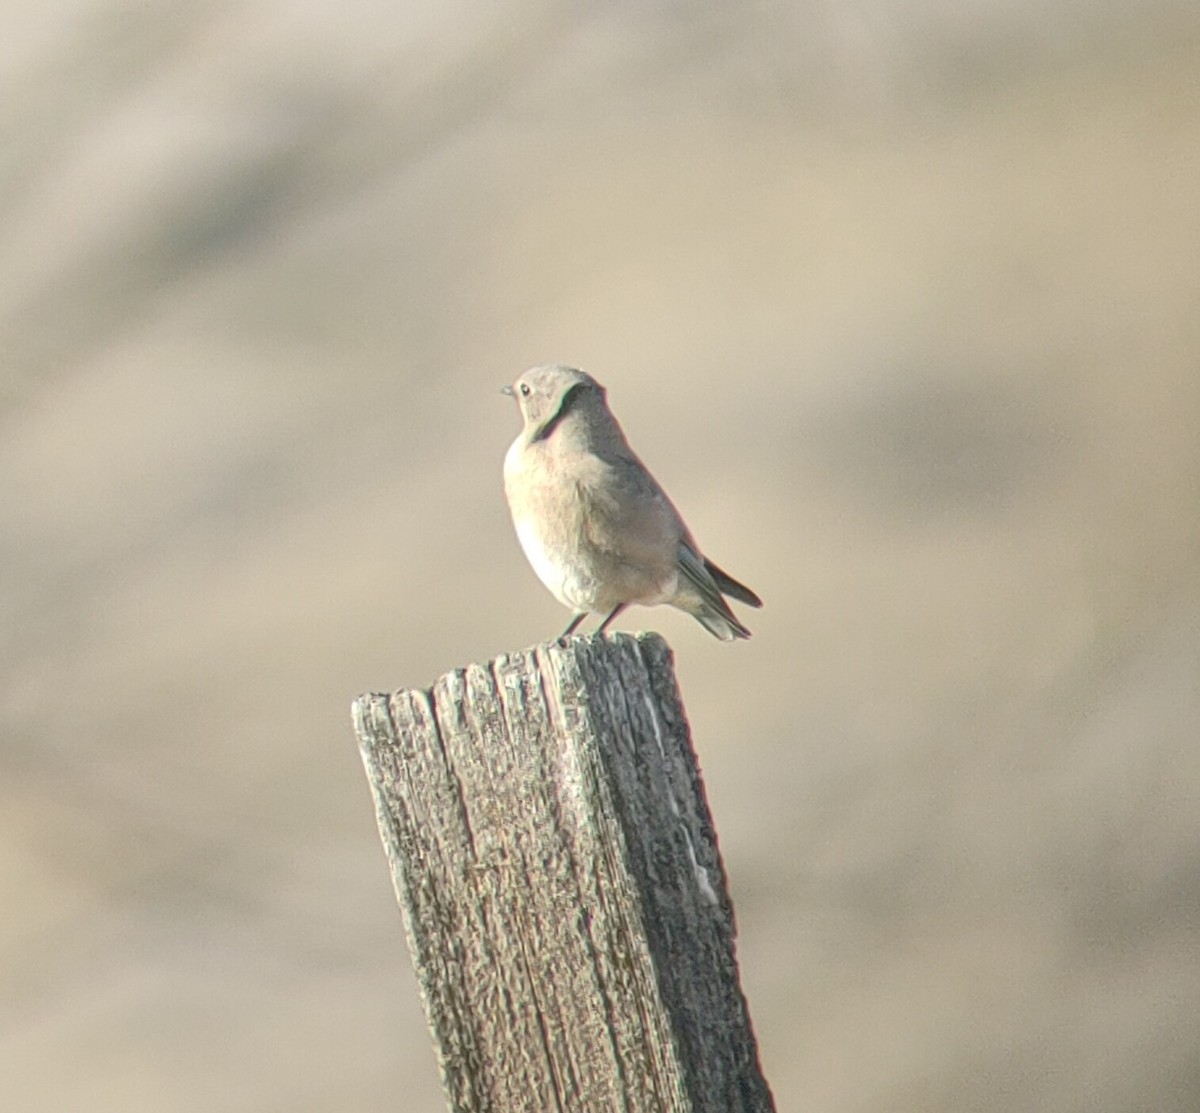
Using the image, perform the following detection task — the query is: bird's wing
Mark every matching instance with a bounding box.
[576,452,684,568]
[704,558,763,608]
[678,541,731,614]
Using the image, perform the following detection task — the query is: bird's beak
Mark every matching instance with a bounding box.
[500,384,514,397]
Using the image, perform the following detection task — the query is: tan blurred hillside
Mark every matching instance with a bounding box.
[3,3,1200,1111]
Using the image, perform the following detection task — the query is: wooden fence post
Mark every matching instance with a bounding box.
[351,631,775,1113]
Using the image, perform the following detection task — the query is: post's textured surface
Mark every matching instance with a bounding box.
[352,632,775,1113]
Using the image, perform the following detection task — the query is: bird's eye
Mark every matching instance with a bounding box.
[519,382,531,397]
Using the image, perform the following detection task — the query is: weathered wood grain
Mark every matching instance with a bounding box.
[352,632,775,1113]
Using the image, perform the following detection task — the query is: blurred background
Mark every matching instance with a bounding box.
[4,1,1200,1110]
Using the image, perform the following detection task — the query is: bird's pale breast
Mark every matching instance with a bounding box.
[505,432,678,611]
[504,436,590,608]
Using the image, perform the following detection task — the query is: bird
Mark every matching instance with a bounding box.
[502,364,762,641]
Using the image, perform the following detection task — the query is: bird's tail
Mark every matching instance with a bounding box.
[692,605,752,641]
[678,545,756,641]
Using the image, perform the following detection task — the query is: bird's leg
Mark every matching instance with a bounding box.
[559,612,589,639]
[595,604,627,635]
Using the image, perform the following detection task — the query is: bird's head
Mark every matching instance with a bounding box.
[503,365,607,443]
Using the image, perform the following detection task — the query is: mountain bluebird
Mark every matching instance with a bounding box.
[503,365,762,640]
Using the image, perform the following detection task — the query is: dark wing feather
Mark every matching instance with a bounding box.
[703,558,762,607]
[678,544,752,639]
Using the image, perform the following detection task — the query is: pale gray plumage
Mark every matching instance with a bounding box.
[502,364,762,641]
